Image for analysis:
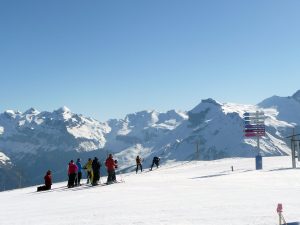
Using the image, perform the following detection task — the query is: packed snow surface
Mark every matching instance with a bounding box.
[1,156,300,225]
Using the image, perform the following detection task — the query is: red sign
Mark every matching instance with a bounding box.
[277,203,283,213]
[245,133,265,137]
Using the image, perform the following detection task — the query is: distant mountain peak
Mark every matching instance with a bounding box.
[189,98,222,114]
[201,98,222,106]
[292,90,300,102]
[24,107,39,115]
[54,106,71,114]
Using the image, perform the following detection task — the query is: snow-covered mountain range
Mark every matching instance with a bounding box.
[1,90,300,190]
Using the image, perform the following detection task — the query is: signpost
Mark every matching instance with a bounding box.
[286,129,300,169]
[243,111,266,170]
[277,203,300,225]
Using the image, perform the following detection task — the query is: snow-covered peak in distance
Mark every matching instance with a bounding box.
[189,98,222,114]
[0,106,110,154]
[54,106,71,114]
[258,91,300,125]
[3,110,22,119]
[46,106,73,121]
[120,109,187,130]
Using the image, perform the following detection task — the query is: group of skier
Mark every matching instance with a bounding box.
[37,154,160,192]
[67,157,108,187]
[135,155,160,173]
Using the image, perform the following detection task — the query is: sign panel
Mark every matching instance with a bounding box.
[245,133,265,137]
[244,120,265,125]
[244,116,266,121]
[245,125,265,129]
[243,111,266,138]
[244,129,265,133]
[243,112,264,117]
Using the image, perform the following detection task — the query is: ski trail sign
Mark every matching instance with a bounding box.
[243,111,266,170]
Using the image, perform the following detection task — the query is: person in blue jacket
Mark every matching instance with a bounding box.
[75,158,83,186]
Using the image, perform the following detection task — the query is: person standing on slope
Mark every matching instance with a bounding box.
[105,154,116,184]
[112,159,118,182]
[68,160,78,188]
[135,155,143,173]
[92,157,101,186]
[150,156,160,171]
[84,158,93,184]
[75,158,82,186]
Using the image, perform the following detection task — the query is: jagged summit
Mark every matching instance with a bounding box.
[54,106,71,114]
[292,90,300,102]
[201,98,222,106]
[189,98,222,114]
[24,107,40,115]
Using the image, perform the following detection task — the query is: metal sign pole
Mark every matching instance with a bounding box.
[292,129,296,169]
[257,132,260,155]
[285,129,300,169]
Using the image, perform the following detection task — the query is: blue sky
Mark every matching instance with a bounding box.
[0,1,300,121]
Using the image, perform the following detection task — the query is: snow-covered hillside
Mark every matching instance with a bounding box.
[1,156,300,225]
[1,90,300,190]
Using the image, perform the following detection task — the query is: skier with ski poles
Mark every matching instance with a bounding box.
[150,156,160,171]
[105,154,116,184]
[92,157,101,186]
[83,158,93,184]
[135,155,143,173]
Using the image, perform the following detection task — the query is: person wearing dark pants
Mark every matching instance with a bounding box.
[92,157,101,186]
[105,154,116,184]
[37,170,52,192]
[112,160,118,182]
[75,158,82,186]
[136,155,143,173]
[68,160,78,188]
[150,156,160,171]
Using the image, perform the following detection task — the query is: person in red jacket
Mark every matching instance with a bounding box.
[105,154,116,184]
[67,160,78,188]
[37,170,52,192]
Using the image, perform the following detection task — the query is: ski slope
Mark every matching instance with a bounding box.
[1,156,300,225]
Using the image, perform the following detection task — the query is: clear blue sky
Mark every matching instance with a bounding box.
[1,0,300,121]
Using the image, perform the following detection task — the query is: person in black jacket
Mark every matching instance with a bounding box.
[150,156,160,171]
[135,155,143,173]
[92,157,101,186]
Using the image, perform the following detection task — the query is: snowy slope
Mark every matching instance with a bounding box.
[0,156,300,225]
